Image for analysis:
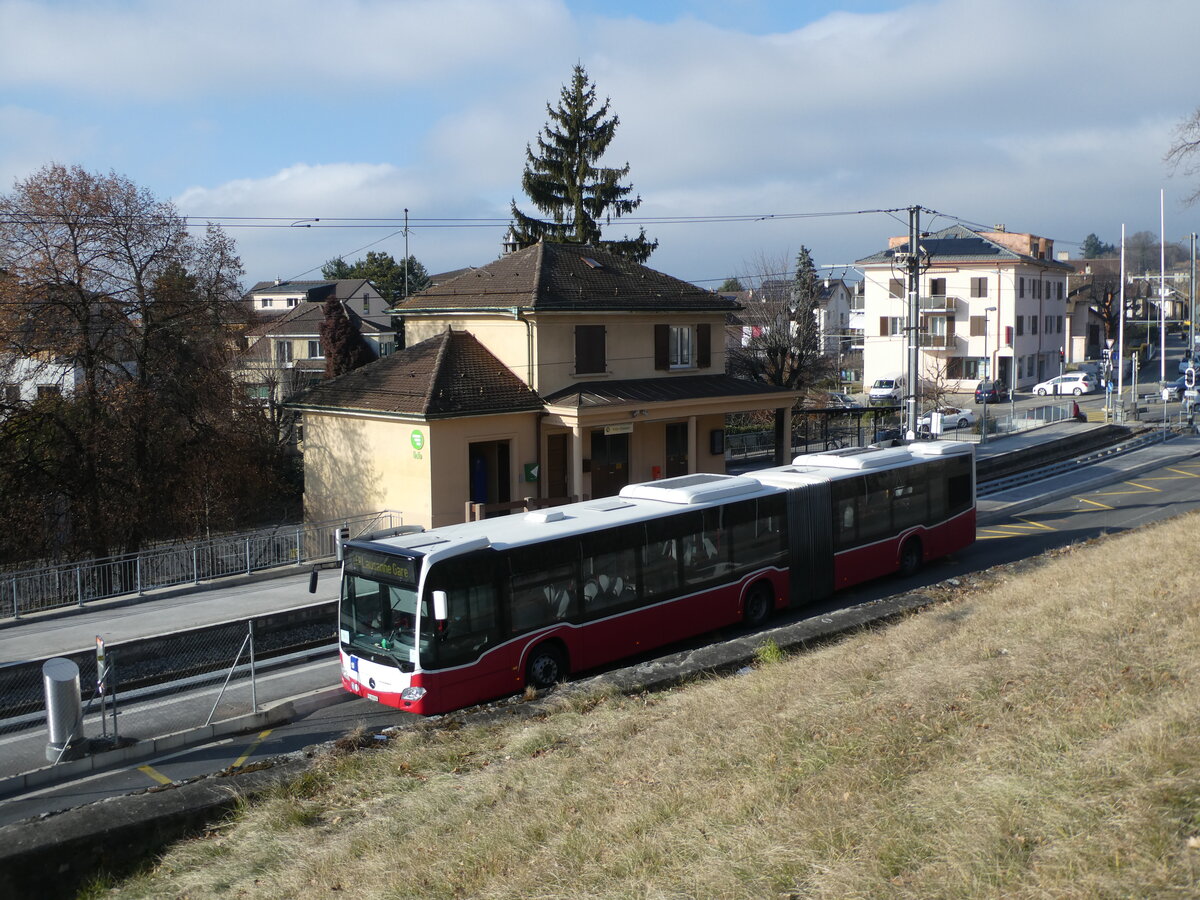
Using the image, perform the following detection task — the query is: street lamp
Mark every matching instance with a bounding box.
[981,306,997,445]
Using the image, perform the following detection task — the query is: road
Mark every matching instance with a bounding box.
[4,435,1200,828]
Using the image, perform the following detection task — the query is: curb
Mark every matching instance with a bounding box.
[0,686,351,800]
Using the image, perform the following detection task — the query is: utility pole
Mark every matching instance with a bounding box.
[894,206,922,438]
[403,208,410,301]
[1191,232,1196,354]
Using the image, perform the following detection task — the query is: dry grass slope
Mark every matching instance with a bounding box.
[101,515,1200,899]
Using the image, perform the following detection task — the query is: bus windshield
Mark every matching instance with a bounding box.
[340,550,424,663]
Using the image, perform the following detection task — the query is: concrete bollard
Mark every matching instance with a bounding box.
[43,657,86,763]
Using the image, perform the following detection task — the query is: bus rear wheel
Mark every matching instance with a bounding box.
[899,538,923,577]
[526,643,567,690]
[743,583,774,628]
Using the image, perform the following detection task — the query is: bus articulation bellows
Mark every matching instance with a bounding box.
[335,441,975,715]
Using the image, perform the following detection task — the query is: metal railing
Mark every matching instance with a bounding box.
[2,511,404,620]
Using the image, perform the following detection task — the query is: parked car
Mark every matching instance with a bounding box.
[1032,372,1095,396]
[868,372,905,404]
[917,406,976,431]
[801,391,862,409]
[974,380,1008,404]
[827,392,862,409]
[1163,375,1193,401]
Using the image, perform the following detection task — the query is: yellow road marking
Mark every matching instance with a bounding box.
[138,765,172,785]
[1013,516,1054,531]
[232,729,273,769]
[1078,497,1114,510]
[1091,480,1162,496]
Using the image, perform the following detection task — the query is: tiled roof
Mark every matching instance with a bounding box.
[246,280,332,296]
[542,374,797,409]
[245,279,377,300]
[287,329,543,419]
[856,224,1074,271]
[396,242,740,314]
[246,301,396,338]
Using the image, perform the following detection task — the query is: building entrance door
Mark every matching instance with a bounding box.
[590,430,630,499]
[665,422,688,477]
[468,440,511,510]
[545,433,569,501]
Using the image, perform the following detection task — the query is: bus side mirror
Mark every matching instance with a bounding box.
[432,590,448,622]
[308,567,319,594]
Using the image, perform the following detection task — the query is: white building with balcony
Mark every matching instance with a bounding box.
[856,224,1074,393]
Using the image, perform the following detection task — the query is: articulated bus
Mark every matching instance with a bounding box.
[334,440,975,715]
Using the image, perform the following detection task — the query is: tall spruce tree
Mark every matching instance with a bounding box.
[509,65,657,263]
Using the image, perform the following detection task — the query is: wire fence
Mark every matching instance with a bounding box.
[1,511,403,620]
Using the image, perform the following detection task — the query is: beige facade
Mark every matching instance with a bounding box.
[302,408,539,529]
[292,242,799,529]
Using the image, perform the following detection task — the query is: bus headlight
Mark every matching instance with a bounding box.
[400,686,426,701]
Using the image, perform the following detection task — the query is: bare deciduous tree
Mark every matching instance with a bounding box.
[727,249,833,463]
[0,164,297,563]
[1167,107,1200,205]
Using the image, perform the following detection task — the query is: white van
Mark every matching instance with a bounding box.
[868,372,906,404]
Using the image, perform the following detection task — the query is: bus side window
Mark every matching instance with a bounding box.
[857,473,893,542]
[509,539,579,634]
[831,480,861,550]
[580,524,639,615]
[727,496,785,571]
[946,457,972,516]
[680,507,727,585]
[421,551,502,669]
[643,513,698,599]
[892,467,928,531]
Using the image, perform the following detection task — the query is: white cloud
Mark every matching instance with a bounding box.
[0,0,573,100]
[6,0,1199,286]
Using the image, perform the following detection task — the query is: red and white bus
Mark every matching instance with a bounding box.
[335,440,974,715]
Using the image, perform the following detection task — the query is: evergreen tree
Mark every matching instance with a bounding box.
[718,277,745,292]
[1080,233,1116,258]
[509,65,657,263]
[319,298,371,378]
[321,251,430,304]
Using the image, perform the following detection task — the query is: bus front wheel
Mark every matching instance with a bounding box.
[899,538,923,577]
[526,643,567,690]
[743,583,774,628]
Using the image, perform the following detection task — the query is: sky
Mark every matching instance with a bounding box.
[2,0,1199,289]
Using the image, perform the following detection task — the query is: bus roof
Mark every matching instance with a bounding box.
[358,441,973,566]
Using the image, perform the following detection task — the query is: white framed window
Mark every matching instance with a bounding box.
[261,298,274,308]
[669,325,693,368]
[275,341,294,364]
[287,298,299,307]
[307,340,324,359]
[379,341,395,358]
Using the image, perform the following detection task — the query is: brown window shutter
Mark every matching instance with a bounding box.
[969,316,985,337]
[946,316,956,339]
[697,324,711,367]
[574,324,606,375]
[654,324,669,370]
[879,316,889,337]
